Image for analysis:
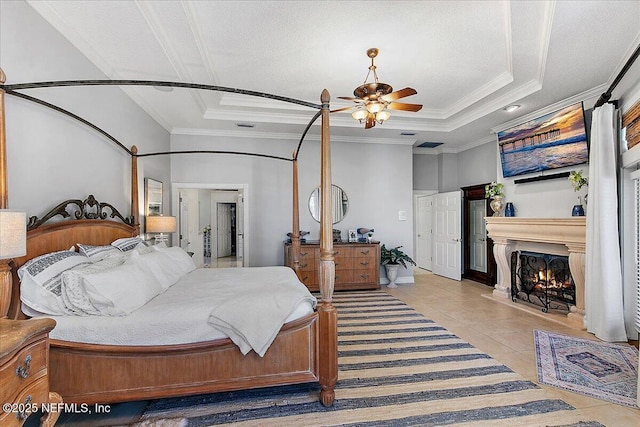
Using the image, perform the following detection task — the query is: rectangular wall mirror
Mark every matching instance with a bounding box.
[145,178,163,216]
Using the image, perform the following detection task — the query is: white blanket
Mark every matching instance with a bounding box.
[38,267,316,351]
[206,267,317,356]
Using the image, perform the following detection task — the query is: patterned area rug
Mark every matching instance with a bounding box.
[534,329,639,408]
[139,292,605,426]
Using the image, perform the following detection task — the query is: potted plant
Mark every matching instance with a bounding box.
[568,170,588,216]
[380,244,416,288]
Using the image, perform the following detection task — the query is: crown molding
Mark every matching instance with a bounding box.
[171,127,411,145]
[490,83,607,134]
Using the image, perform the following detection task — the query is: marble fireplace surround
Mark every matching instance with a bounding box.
[485,217,586,329]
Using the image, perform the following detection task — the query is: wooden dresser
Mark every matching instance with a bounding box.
[285,241,380,291]
[0,318,62,427]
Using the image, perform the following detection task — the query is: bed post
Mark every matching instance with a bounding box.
[0,67,10,318]
[0,68,7,209]
[318,89,337,407]
[291,152,300,274]
[131,145,140,235]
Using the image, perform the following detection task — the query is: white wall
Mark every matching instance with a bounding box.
[170,134,415,279]
[413,154,439,191]
[1,1,170,222]
[457,142,498,188]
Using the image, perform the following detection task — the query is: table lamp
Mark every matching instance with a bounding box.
[146,215,177,244]
[0,210,27,318]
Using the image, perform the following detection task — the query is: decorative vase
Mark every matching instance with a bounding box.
[572,196,585,216]
[385,264,399,288]
[504,202,515,217]
[572,204,585,216]
[490,195,505,216]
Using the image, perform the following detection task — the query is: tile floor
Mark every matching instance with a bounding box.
[386,268,640,427]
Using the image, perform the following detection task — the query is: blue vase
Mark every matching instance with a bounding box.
[504,202,515,217]
[572,204,585,216]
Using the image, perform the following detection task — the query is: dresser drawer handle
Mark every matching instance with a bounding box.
[15,354,31,379]
[360,261,369,266]
[360,250,370,254]
[360,274,369,279]
[333,251,339,256]
[17,395,32,421]
[300,251,308,256]
[300,262,308,268]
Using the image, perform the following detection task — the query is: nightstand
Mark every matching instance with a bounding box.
[0,318,62,427]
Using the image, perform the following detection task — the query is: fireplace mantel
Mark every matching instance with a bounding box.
[485,217,586,328]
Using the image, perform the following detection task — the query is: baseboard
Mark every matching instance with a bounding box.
[380,276,415,285]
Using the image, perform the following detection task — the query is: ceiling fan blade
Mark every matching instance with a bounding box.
[330,106,354,113]
[337,96,362,102]
[365,113,376,129]
[387,102,423,112]
[381,87,417,102]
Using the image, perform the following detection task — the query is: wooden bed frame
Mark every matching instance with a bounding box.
[0,69,338,406]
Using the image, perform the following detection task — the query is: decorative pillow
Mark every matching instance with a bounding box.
[151,245,196,276]
[111,237,144,252]
[77,244,121,262]
[80,261,164,316]
[134,241,154,254]
[60,253,129,315]
[128,250,183,290]
[18,251,92,315]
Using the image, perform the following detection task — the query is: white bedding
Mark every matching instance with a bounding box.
[38,267,316,351]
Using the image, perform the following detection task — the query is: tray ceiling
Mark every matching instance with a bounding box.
[20,0,640,152]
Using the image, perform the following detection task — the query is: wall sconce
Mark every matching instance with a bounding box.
[0,210,27,318]
[146,215,177,245]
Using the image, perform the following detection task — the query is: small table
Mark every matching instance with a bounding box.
[0,318,62,426]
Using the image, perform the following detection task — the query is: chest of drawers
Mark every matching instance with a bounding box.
[0,318,61,427]
[285,242,380,291]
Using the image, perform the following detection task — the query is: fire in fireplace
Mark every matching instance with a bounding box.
[510,251,576,312]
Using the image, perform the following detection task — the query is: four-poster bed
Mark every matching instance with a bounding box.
[0,69,338,408]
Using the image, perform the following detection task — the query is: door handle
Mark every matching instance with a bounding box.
[452,238,460,242]
[479,238,486,242]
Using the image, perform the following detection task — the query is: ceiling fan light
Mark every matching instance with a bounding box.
[352,109,368,122]
[375,110,391,123]
[366,101,385,113]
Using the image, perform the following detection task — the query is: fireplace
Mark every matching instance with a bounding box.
[485,217,586,329]
[511,251,576,313]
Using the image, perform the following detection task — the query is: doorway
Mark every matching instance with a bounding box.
[173,183,249,268]
[461,184,496,285]
[414,193,435,270]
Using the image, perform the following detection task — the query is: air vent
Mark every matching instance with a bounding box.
[401,132,416,136]
[236,122,255,128]
[417,142,443,148]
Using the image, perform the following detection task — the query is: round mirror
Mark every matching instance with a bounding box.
[309,185,348,224]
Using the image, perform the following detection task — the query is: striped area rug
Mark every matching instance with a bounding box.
[140,291,604,426]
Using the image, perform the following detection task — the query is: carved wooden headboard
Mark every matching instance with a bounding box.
[7,195,137,320]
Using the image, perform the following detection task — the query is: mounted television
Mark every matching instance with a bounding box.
[497,102,589,178]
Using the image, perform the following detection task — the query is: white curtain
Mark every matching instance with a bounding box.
[585,103,627,341]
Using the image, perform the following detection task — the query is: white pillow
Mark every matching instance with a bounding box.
[127,250,183,290]
[151,245,196,276]
[77,244,121,262]
[18,251,91,315]
[111,237,144,252]
[60,253,129,315]
[80,262,164,316]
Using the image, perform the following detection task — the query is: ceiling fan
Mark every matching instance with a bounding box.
[335,48,422,129]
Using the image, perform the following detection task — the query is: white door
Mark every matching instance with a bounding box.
[416,195,433,270]
[217,203,233,258]
[236,191,244,265]
[432,190,462,281]
[470,200,488,273]
[179,191,189,251]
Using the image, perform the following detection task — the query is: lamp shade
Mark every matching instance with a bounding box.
[146,215,177,233]
[0,210,27,259]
